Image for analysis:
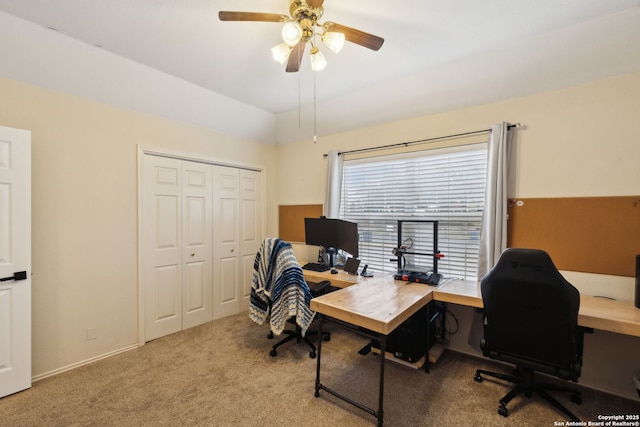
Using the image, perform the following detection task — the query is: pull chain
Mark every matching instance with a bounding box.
[313,67,317,144]
[298,70,301,128]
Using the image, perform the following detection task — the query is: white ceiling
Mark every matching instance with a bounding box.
[0,0,639,144]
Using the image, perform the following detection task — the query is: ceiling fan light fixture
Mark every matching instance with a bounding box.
[310,46,327,71]
[322,31,345,54]
[282,21,303,46]
[271,43,292,64]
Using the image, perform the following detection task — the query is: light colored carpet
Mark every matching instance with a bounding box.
[1,313,638,426]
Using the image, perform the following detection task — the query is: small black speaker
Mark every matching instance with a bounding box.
[635,255,640,309]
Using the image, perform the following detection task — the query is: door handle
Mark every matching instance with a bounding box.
[0,271,27,282]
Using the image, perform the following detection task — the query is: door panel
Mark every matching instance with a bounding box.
[154,265,180,319]
[241,254,255,307]
[184,261,205,311]
[239,170,262,311]
[213,166,240,319]
[220,257,238,303]
[0,126,31,398]
[181,162,212,329]
[143,156,182,341]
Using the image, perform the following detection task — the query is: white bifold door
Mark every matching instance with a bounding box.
[142,156,213,341]
[212,166,262,319]
[0,126,31,398]
[142,154,261,341]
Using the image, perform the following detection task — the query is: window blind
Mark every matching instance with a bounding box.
[339,144,487,280]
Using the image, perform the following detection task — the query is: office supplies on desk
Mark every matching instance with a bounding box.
[302,262,331,272]
[394,271,441,286]
[343,257,360,275]
[360,264,373,277]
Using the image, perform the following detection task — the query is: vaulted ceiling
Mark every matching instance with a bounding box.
[0,0,639,144]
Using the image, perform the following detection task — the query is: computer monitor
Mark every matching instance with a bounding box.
[334,219,359,258]
[304,218,359,264]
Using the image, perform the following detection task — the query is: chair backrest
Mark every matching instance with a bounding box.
[480,248,581,379]
[250,237,315,336]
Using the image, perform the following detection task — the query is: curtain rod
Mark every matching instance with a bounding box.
[323,123,520,158]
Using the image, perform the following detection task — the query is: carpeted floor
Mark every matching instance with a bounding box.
[1,313,638,426]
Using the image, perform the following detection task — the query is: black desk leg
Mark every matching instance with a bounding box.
[315,315,324,397]
[314,316,385,426]
[425,304,432,373]
[377,335,386,427]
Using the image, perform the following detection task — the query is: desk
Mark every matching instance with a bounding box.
[308,271,436,426]
[434,279,640,337]
[307,270,640,426]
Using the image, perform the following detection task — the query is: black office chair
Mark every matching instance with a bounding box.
[267,279,332,358]
[474,248,587,421]
[249,237,331,359]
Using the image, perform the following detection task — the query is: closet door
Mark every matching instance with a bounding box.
[143,155,183,340]
[212,166,240,319]
[182,162,213,329]
[143,156,213,341]
[239,169,262,311]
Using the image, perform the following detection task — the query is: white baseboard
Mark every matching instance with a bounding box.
[32,344,139,383]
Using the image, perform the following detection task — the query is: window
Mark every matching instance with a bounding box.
[339,144,487,280]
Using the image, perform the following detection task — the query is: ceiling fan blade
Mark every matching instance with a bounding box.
[286,41,306,73]
[306,0,325,8]
[326,22,384,51]
[218,11,286,22]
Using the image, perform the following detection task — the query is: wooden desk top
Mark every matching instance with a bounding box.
[303,268,361,288]
[578,295,640,336]
[309,274,435,335]
[433,279,483,308]
[434,278,640,338]
[307,272,640,338]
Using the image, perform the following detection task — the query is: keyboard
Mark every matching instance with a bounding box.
[302,262,331,272]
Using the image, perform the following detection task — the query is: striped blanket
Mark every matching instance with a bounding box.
[249,237,315,336]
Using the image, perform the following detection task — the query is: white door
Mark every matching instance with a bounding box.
[142,155,214,341]
[212,166,240,319]
[238,169,262,312]
[0,126,31,398]
[143,155,183,341]
[181,161,213,329]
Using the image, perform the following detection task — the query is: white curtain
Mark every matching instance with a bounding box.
[324,150,343,218]
[477,122,511,280]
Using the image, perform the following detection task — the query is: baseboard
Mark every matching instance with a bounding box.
[32,344,139,383]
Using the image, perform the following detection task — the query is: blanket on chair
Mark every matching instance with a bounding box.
[249,237,315,336]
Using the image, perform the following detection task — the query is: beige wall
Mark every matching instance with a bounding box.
[0,77,279,377]
[276,72,640,400]
[278,72,640,203]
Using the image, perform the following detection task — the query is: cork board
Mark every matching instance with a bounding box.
[507,196,640,277]
[279,204,323,243]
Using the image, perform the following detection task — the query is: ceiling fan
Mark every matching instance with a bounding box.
[219,0,384,72]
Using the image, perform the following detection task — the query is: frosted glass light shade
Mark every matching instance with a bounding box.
[322,31,345,53]
[271,43,291,64]
[282,21,303,46]
[310,49,327,71]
